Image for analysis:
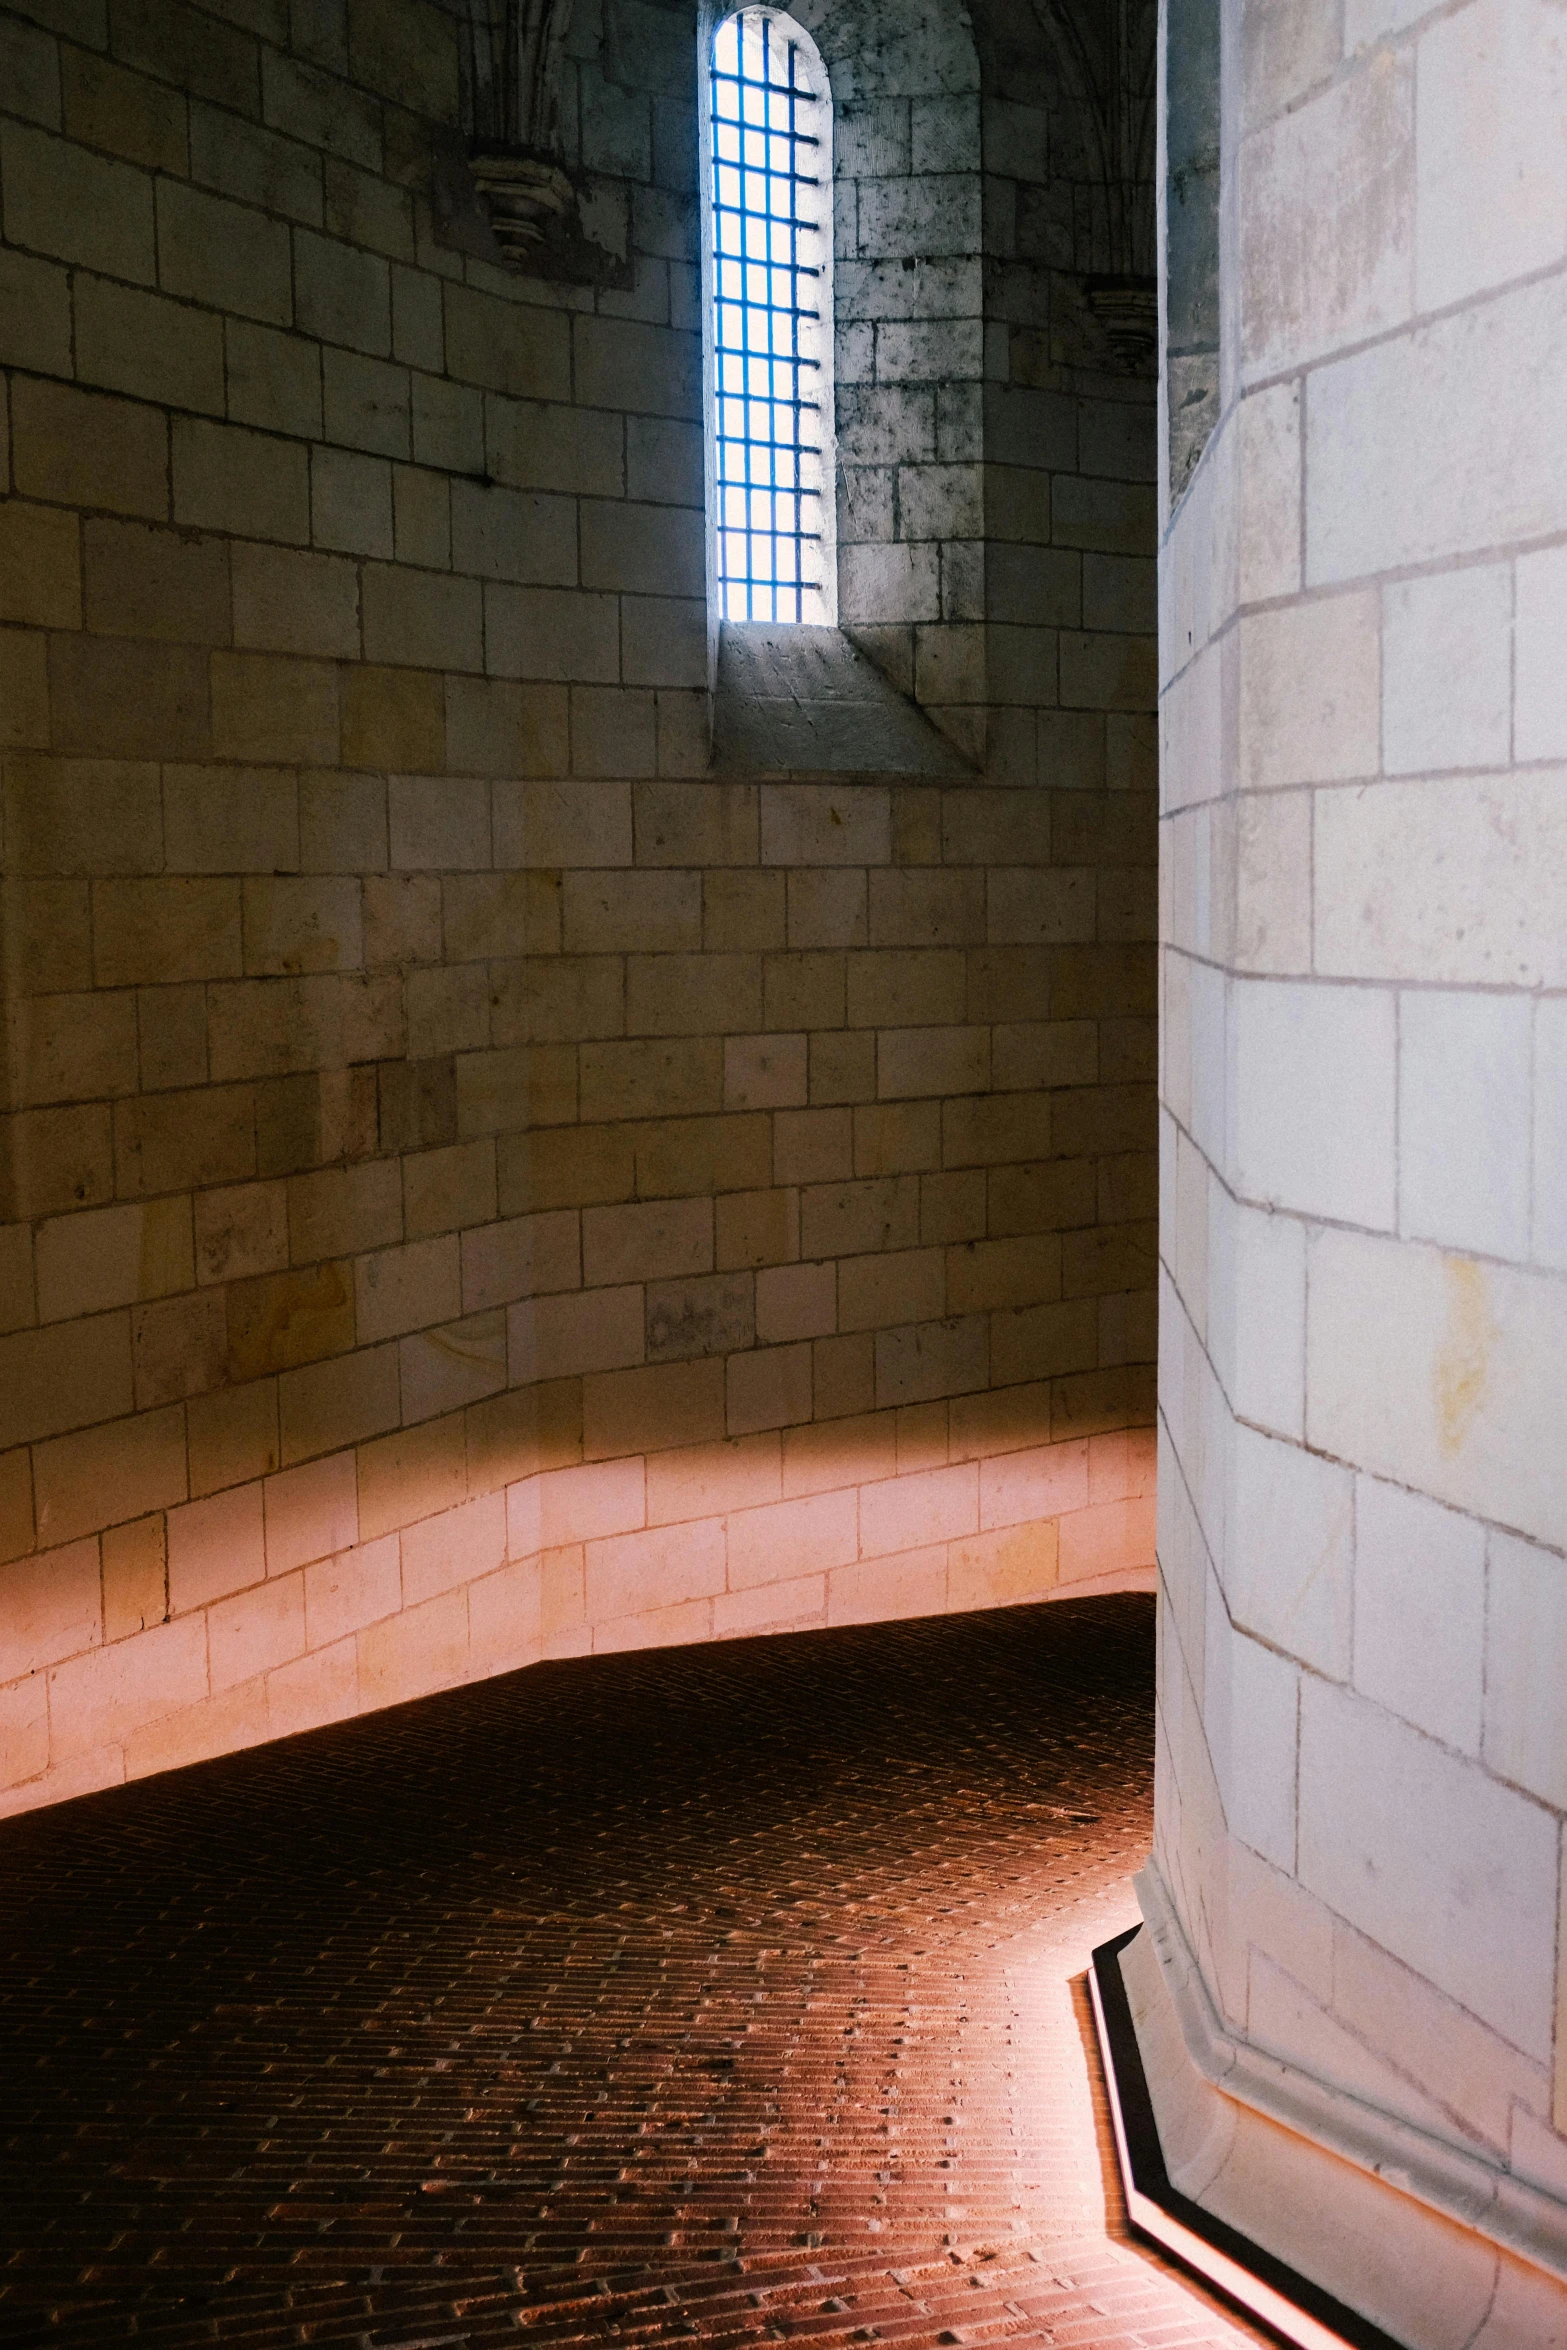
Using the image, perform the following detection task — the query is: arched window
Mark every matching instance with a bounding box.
[706,6,836,625]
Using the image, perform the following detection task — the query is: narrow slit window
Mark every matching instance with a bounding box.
[707,6,835,624]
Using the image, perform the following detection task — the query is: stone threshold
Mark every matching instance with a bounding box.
[1088,1923,1401,2350]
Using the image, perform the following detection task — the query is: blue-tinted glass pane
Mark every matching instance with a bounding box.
[709,7,828,624]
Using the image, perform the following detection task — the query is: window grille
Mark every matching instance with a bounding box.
[707,7,834,624]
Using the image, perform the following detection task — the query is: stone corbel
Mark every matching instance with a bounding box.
[431,142,634,289]
[1083,275,1157,372]
[432,0,634,288]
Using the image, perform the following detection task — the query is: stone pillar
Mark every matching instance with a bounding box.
[1146,1,1567,2342]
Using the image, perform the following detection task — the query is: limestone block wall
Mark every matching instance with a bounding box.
[1161,0,1217,503]
[1155,0,1567,2335]
[973,0,1159,958]
[801,0,986,753]
[0,0,1156,1816]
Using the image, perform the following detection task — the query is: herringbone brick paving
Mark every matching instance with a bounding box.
[1,1595,1266,2349]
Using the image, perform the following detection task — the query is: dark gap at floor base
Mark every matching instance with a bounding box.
[1090,1925,1406,2350]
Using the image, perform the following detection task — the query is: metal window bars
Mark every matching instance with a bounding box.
[709,8,830,624]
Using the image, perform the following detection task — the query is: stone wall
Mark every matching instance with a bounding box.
[0,0,1157,1814]
[1153,0,1567,2339]
[804,0,986,743]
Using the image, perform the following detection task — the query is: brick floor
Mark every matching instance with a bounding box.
[1,1595,1268,2349]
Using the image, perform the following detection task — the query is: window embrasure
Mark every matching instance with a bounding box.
[706,6,836,624]
[1165,0,1220,504]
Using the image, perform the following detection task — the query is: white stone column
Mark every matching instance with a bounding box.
[1147,2,1567,2341]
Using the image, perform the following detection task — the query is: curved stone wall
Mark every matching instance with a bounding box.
[0,0,1158,1811]
[1151,1,1567,2339]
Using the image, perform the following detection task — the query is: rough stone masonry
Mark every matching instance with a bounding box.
[0,0,1158,1806]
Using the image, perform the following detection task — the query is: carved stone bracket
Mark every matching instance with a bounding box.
[430,138,635,288]
[432,0,634,288]
[469,150,576,256]
[1083,275,1157,372]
